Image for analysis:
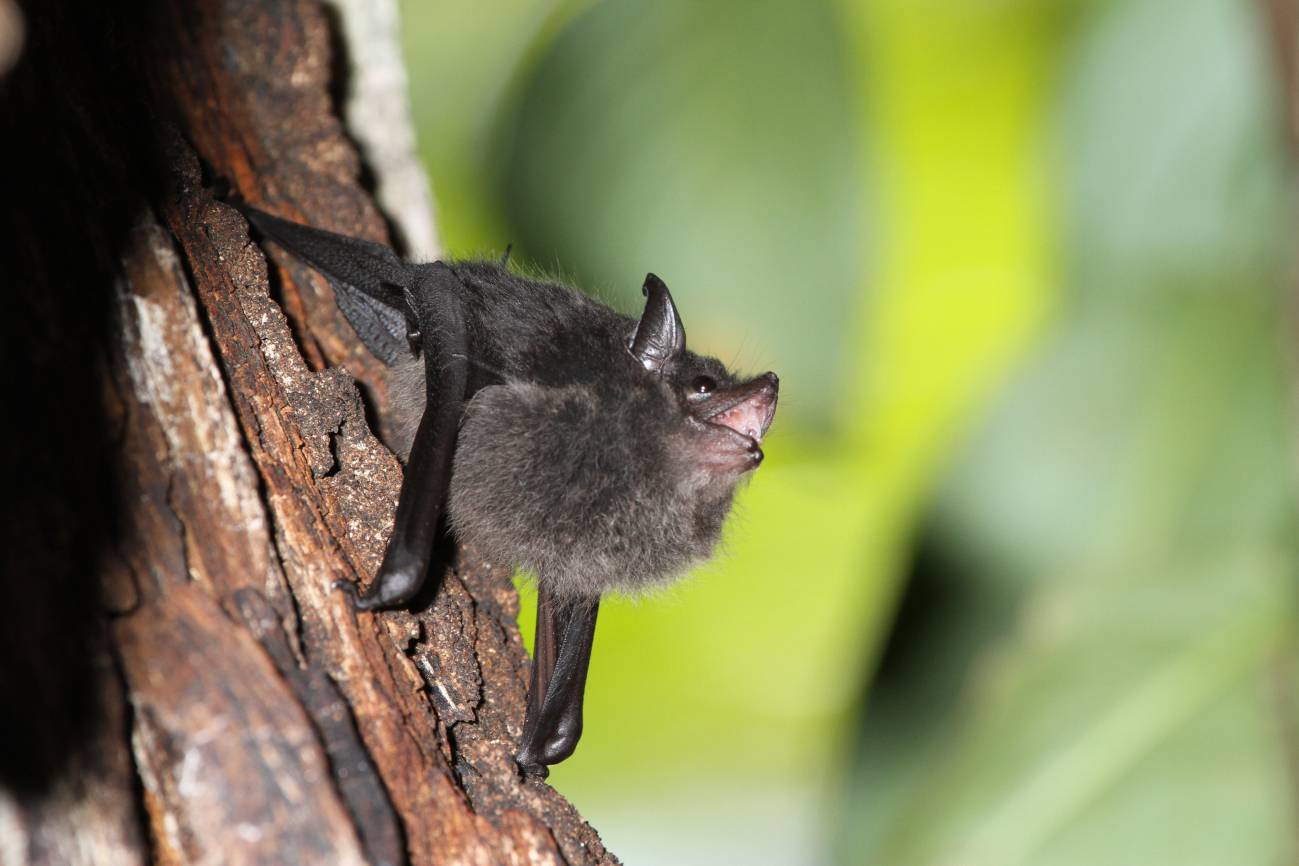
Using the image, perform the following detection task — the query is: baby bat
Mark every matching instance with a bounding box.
[242,207,779,777]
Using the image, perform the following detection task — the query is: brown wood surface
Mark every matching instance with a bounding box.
[1,2,619,863]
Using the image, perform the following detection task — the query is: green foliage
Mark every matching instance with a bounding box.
[841,0,1299,863]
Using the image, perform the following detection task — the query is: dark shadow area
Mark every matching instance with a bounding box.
[848,519,1022,757]
[828,523,994,861]
[854,521,1018,728]
[833,519,1024,860]
[856,525,965,757]
[0,0,169,796]
[867,526,971,703]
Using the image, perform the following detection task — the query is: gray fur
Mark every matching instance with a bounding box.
[385,344,746,600]
[449,381,738,599]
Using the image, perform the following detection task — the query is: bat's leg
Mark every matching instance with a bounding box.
[517,588,600,777]
[337,264,469,611]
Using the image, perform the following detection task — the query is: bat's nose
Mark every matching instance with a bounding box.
[759,371,779,394]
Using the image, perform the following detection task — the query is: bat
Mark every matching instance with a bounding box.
[242,207,779,777]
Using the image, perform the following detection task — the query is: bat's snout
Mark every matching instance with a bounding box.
[709,372,779,444]
[693,372,779,474]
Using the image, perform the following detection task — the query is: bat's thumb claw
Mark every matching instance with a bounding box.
[333,578,392,612]
[517,758,550,781]
[333,579,361,605]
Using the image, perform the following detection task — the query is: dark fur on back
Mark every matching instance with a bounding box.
[387,261,748,599]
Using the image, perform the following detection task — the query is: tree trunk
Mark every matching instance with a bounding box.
[0,2,618,864]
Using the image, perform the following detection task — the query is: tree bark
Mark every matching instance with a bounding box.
[0,2,618,864]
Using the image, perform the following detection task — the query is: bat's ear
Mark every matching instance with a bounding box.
[628,273,685,371]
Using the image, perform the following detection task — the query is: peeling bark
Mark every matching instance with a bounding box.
[1,1,618,863]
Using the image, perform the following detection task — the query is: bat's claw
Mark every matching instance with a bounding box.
[333,578,377,612]
[518,759,550,781]
[333,577,408,612]
[516,725,578,779]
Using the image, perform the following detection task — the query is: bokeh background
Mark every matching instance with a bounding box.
[397,0,1298,863]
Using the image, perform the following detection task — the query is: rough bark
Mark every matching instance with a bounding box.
[0,2,617,864]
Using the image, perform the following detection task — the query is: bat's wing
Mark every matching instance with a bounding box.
[243,207,414,365]
[517,587,600,776]
[344,261,471,610]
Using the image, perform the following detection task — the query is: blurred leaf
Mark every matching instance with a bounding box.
[1060,0,1289,291]
[842,0,1299,863]
[866,303,1298,864]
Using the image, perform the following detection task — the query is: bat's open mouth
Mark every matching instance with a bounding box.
[700,372,779,438]
[695,372,779,470]
[708,390,777,442]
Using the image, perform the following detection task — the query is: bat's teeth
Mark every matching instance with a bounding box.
[712,401,767,442]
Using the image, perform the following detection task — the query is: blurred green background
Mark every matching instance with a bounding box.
[397,0,1299,862]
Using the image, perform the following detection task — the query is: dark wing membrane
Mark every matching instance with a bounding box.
[330,283,412,366]
[242,207,414,365]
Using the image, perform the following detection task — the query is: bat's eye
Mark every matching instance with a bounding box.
[690,375,717,395]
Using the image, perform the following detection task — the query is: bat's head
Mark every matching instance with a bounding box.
[626,274,779,479]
